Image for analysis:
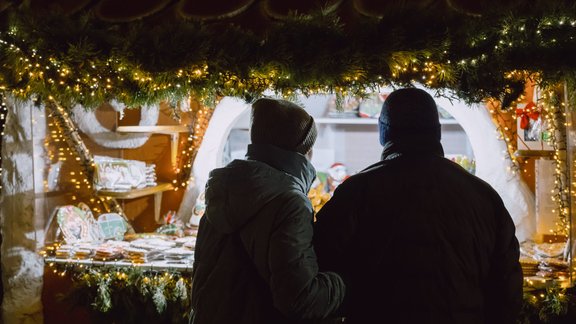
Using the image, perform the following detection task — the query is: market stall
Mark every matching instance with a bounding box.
[1,1,576,323]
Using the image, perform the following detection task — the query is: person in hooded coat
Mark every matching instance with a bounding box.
[313,88,522,324]
[190,98,345,324]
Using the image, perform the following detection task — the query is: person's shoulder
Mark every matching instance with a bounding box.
[441,157,503,198]
[359,160,388,174]
[349,160,391,181]
[330,160,388,193]
[212,159,290,181]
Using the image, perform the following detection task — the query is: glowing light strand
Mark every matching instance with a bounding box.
[540,88,570,238]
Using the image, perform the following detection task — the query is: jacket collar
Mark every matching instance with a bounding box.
[246,143,316,193]
[381,137,445,161]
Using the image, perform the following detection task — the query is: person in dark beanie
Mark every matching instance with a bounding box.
[191,98,345,324]
[313,88,522,323]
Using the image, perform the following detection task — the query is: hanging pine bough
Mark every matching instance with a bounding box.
[50,262,192,324]
[2,3,576,111]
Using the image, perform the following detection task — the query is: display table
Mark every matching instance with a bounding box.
[44,256,193,272]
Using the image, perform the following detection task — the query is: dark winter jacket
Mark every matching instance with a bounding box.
[313,138,522,324]
[191,143,345,324]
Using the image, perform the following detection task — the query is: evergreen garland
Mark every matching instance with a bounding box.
[519,284,576,324]
[48,261,576,324]
[54,263,192,324]
[2,3,576,111]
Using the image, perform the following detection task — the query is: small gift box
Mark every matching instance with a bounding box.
[516,101,553,151]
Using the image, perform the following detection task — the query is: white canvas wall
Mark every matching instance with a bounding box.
[1,96,45,324]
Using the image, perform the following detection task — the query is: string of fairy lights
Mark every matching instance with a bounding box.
[0,94,6,192]
[174,100,214,190]
[42,101,110,215]
[0,36,451,111]
[539,88,570,238]
[487,85,572,241]
[484,68,571,239]
[487,97,527,176]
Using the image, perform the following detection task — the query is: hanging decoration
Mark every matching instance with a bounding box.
[516,102,541,130]
[71,101,160,149]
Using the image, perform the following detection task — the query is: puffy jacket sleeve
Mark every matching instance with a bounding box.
[267,193,345,319]
[484,197,523,323]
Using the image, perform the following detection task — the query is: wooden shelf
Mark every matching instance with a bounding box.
[115,125,190,134]
[97,183,174,224]
[35,190,74,198]
[115,125,190,167]
[515,150,555,158]
[314,117,459,125]
[96,182,174,199]
[44,257,193,272]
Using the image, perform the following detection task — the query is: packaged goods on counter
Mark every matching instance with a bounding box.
[42,204,198,270]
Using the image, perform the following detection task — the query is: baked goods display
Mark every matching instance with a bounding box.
[45,234,196,265]
[43,203,197,269]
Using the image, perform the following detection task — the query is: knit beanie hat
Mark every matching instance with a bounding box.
[250,98,317,155]
[378,88,441,146]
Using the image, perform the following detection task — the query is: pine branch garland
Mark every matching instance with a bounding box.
[52,263,192,323]
[3,5,576,111]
